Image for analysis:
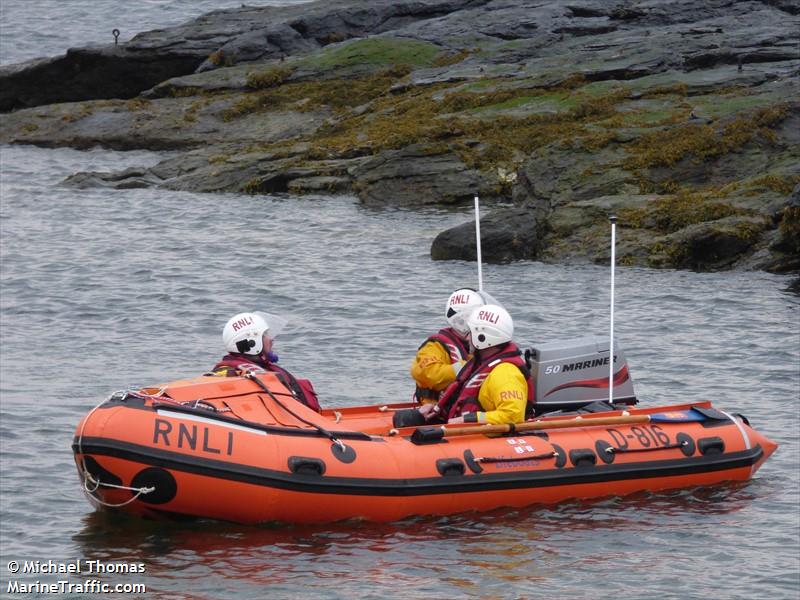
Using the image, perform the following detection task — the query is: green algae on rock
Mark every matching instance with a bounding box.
[1,0,798,273]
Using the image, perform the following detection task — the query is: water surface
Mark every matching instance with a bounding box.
[1,143,797,599]
[1,2,799,597]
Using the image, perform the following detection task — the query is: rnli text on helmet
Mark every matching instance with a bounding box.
[231,316,254,331]
[477,310,500,324]
[450,293,472,306]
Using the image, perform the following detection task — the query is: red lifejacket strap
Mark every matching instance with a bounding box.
[436,343,534,420]
[419,328,470,363]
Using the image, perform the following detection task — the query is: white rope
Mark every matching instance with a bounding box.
[82,471,155,508]
[137,386,167,399]
[75,397,155,508]
[76,399,105,453]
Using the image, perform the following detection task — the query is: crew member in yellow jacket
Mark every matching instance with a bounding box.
[421,304,533,425]
[410,289,485,404]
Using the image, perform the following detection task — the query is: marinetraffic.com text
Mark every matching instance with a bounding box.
[5,559,146,595]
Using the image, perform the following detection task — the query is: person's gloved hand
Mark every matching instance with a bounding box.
[452,360,466,376]
[418,403,440,421]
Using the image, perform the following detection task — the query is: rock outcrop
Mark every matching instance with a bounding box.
[1,0,798,272]
[0,0,487,111]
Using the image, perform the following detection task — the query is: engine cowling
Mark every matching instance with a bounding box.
[525,335,637,413]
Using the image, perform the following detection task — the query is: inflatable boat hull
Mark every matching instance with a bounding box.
[72,374,777,524]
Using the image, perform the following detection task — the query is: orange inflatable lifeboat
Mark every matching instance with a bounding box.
[73,360,777,524]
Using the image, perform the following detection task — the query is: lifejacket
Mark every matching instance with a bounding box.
[435,342,534,420]
[414,328,471,402]
[211,353,321,413]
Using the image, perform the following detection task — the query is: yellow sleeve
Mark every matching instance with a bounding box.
[477,363,528,425]
[410,341,459,392]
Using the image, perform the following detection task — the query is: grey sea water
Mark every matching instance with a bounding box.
[1,3,799,599]
[0,0,312,66]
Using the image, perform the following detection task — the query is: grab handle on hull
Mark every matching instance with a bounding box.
[289,456,326,476]
[436,459,466,477]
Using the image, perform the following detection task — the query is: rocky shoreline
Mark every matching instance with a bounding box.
[1,0,798,272]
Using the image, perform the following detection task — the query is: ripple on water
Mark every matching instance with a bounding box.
[0,144,798,598]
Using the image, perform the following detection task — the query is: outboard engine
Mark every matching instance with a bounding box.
[525,335,636,414]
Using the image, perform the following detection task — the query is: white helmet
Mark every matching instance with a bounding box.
[445,288,485,335]
[467,304,514,350]
[222,311,287,355]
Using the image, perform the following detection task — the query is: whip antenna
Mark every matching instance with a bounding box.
[609,215,617,404]
[475,195,483,292]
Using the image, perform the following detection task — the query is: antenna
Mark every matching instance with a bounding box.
[609,215,617,404]
[475,195,483,292]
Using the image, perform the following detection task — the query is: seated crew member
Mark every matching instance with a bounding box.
[410,288,486,405]
[421,304,532,425]
[209,311,321,412]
